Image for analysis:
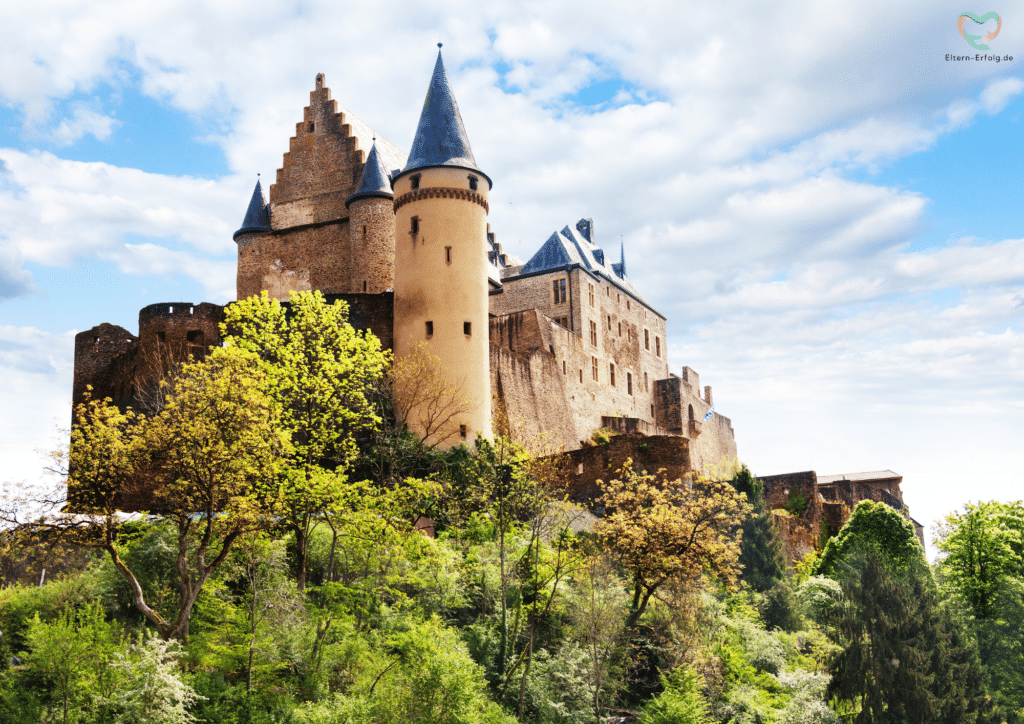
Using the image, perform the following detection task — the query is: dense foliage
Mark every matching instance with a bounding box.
[0,292,1015,723]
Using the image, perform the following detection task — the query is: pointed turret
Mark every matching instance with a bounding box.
[346,142,394,208]
[233,178,271,241]
[619,239,627,278]
[400,46,491,188]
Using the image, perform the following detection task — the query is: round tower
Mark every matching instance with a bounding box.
[346,141,395,294]
[392,46,493,448]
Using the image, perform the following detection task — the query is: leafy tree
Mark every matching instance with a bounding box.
[223,291,388,590]
[639,666,709,724]
[24,603,124,724]
[109,633,204,724]
[813,500,924,578]
[45,346,288,641]
[596,461,749,627]
[935,500,1024,620]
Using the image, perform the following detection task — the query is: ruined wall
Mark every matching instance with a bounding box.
[759,471,824,566]
[73,323,138,411]
[558,434,691,505]
[655,370,737,474]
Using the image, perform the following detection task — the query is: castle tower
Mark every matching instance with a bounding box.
[345,141,395,293]
[233,74,404,301]
[392,47,493,448]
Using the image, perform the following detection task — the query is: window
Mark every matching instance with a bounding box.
[579,369,583,383]
[610,363,616,387]
[460,424,467,440]
[645,329,650,350]
[445,246,452,264]
[411,216,419,234]
[627,300,631,310]
[468,175,478,191]
[607,315,612,330]
[592,356,599,381]
[549,344,555,356]
[563,360,567,375]
[607,287,610,297]
[656,336,661,357]
[553,278,566,304]
[588,283,595,307]
[627,372,633,395]
[308,122,314,133]
[555,316,569,329]
[618,322,622,336]
[411,174,421,190]
[464,322,472,336]
[425,321,433,337]
[617,293,620,304]
[362,225,367,239]
[363,280,367,292]
[644,371,648,391]
[651,405,655,416]
[590,321,598,347]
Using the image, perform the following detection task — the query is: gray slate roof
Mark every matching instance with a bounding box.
[233,179,271,240]
[401,48,490,186]
[346,142,393,207]
[516,219,647,304]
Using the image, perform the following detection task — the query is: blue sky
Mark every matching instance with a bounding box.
[2,0,1024,556]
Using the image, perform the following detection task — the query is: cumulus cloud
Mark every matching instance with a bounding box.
[2,0,1024,541]
[48,105,120,146]
[0,241,36,299]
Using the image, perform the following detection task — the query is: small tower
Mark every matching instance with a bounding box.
[392,46,493,448]
[233,177,273,301]
[346,141,395,294]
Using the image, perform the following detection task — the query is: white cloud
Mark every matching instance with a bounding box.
[980,76,1024,114]
[48,105,120,146]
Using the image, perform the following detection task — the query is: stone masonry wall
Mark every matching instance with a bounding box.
[558,434,691,505]
[348,196,396,294]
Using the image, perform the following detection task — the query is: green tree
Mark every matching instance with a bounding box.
[827,548,1000,724]
[730,466,785,593]
[223,291,388,590]
[109,633,204,724]
[813,500,924,578]
[55,346,287,641]
[24,604,124,724]
[597,461,749,628]
[935,500,1024,620]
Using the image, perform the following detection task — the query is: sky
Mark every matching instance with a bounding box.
[1,0,1023,558]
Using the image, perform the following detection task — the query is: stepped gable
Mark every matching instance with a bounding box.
[233,178,271,240]
[269,73,404,212]
[401,47,491,187]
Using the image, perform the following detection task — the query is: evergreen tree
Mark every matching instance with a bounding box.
[730,466,785,593]
[827,547,1001,723]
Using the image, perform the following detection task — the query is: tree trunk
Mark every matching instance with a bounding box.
[294,524,308,591]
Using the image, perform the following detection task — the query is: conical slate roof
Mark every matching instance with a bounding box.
[233,179,271,241]
[346,142,394,208]
[401,47,491,187]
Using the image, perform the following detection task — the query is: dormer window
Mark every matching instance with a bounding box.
[468,175,478,191]
[411,174,421,190]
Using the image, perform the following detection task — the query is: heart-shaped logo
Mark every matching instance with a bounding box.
[958,11,1002,50]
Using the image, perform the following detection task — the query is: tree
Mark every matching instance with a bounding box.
[390,341,476,449]
[827,547,1000,724]
[25,604,123,724]
[813,500,924,578]
[729,466,785,593]
[935,500,1024,620]
[596,461,749,628]
[42,345,287,641]
[223,291,389,590]
[109,633,204,724]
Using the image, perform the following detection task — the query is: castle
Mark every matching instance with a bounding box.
[73,48,738,470]
[68,49,928,562]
